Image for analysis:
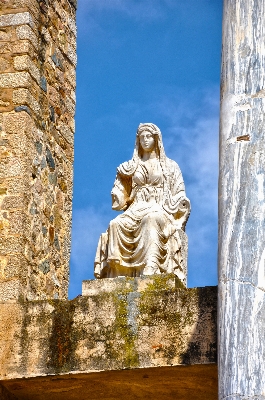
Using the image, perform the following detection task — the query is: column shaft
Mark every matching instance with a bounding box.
[219,0,265,398]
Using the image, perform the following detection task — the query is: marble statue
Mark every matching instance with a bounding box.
[94,123,190,282]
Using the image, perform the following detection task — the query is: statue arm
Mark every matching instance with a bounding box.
[163,159,191,230]
[111,172,132,211]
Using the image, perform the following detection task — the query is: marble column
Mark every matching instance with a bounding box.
[219,1,265,399]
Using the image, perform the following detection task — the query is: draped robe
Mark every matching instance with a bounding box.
[94,149,190,280]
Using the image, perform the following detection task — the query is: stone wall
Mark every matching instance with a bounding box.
[0,0,77,301]
[0,275,217,380]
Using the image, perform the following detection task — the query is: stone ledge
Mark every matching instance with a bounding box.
[82,274,182,296]
[0,364,218,400]
[0,283,217,380]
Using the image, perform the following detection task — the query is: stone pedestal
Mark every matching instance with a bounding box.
[82,273,181,296]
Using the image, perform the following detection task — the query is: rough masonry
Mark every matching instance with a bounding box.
[0,275,217,380]
[0,0,77,301]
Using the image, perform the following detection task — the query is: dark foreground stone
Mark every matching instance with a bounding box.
[0,364,217,400]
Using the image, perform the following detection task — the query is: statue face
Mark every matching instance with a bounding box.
[139,131,155,152]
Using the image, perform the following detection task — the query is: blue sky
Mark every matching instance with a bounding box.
[69,0,223,298]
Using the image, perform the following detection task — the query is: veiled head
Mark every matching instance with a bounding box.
[117,123,167,177]
[136,123,163,159]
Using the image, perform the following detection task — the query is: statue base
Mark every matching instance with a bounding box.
[82,273,184,296]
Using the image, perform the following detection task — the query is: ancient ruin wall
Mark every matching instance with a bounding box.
[0,0,77,301]
[0,280,217,380]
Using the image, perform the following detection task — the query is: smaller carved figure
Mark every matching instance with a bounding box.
[94,123,190,283]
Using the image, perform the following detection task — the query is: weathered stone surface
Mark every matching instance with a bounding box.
[219,1,265,398]
[13,88,40,113]
[13,55,40,84]
[0,279,21,302]
[82,274,179,296]
[16,25,38,49]
[0,282,217,379]
[0,12,34,28]
[0,72,31,88]
[0,0,77,301]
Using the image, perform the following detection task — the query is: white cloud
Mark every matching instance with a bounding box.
[77,0,166,20]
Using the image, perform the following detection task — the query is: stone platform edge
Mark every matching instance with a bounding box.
[0,274,217,380]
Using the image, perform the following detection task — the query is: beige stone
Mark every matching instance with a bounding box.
[1,195,25,210]
[0,56,11,72]
[0,283,217,379]
[65,94,75,115]
[0,279,21,301]
[0,158,26,178]
[13,88,40,113]
[0,12,34,28]
[68,16,77,37]
[0,71,31,88]
[0,99,10,107]
[12,39,34,56]
[16,25,38,49]
[14,54,40,84]
[0,0,76,304]
[67,43,77,66]
[57,122,74,145]
[0,28,12,42]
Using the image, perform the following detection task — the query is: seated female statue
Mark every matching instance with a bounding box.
[94,123,190,282]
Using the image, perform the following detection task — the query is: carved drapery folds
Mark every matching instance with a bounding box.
[94,123,190,285]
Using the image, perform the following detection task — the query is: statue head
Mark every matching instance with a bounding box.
[117,123,167,177]
[136,123,164,160]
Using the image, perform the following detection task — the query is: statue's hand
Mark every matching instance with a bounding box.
[94,263,102,279]
[111,184,128,211]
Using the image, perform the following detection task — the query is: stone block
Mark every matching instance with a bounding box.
[0,158,27,179]
[66,43,77,66]
[0,28,13,42]
[4,176,30,195]
[82,274,179,296]
[0,253,27,281]
[13,88,40,113]
[68,16,77,37]
[0,12,34,29]
[64,95,75,115]
[0,71,31,88]
[0,0,39,14]
[0,88,13,112]
[13,55,40,84]
[3,110,32,134]
[0,236,24,254]
[12,40,34,56]
[65,64,76,88]
[0,214,9,235]
[16,25,38,49]
[0,279,22,302]
[8,210,28,235]
[0,56,11,73]
[57,122,74,145]
[47,85,60,106]
[0,42,12,54]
